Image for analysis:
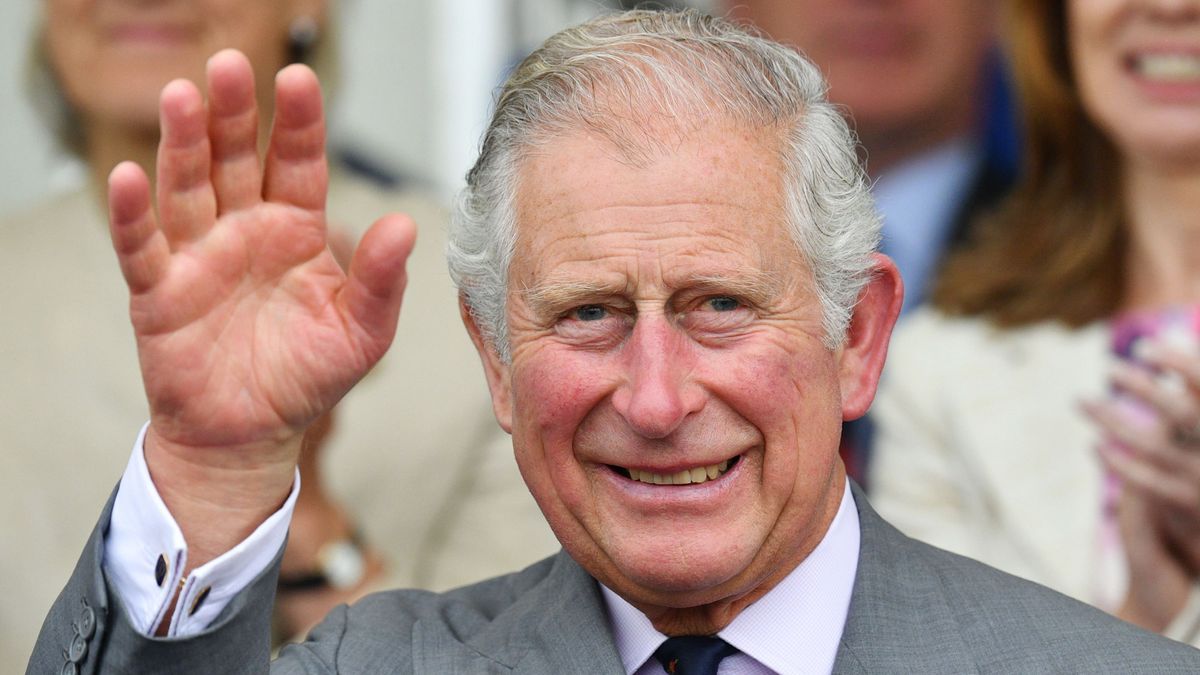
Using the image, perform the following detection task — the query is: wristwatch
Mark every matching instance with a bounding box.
[277,531,367,592]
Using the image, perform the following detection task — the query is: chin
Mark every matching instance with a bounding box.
[600,538,763,608]
[1109,115,1200,168]
[86,77,184,129]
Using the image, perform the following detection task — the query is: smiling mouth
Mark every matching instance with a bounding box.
[1130,53,1200,81]
[608,456,741,486]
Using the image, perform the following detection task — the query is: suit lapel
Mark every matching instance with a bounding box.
[412,551,625,674]
[833,485,979,674]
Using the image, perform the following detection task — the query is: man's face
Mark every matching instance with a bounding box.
[474,121,854,626]
[728,0,995,171]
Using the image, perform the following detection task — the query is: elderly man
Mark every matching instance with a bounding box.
[31,10,1199,674]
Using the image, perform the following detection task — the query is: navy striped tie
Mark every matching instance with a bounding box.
[653,636,739,675]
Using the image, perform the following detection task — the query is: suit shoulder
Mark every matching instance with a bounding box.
[282,555,565,669]
[910,536,1200,670]
[354,554,558,627]
[847,495,1200,673]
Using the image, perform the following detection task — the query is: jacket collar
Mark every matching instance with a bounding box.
[412,552,624,674]
[832,482,977,674]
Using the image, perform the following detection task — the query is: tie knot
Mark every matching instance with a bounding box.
[653,635,739,675]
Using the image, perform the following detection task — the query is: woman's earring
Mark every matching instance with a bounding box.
[288,16,319,64]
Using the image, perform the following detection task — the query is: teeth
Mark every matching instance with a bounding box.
[625,459,735,486]
[1136,53,1200,80]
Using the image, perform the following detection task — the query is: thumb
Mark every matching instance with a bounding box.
[338,213,417,359]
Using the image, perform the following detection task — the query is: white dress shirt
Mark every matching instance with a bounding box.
[603,481,860,675]
[105,424,298,637]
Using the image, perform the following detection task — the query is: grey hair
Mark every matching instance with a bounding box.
[448,9,880,362]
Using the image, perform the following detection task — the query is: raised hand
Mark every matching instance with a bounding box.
[107,50,415,567]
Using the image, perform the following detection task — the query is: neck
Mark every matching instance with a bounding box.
[1121,162,1200,310]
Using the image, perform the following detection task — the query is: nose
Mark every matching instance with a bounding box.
[611,314,705,439]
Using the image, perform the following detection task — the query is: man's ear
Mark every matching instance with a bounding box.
[838,253,903,421]
[460,296,514,433]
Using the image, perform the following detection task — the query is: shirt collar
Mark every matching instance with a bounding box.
[602,479,861,674]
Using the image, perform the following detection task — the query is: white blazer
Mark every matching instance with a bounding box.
[870,307,1200,645]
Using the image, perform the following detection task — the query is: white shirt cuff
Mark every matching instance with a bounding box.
[104,423,300,637]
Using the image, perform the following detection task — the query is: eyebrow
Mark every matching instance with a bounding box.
[522,280,629,317]
[522,270,784,316]
[684,272,783,303]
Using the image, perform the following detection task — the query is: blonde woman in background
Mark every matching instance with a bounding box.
[0,0,556,665]
[872,0,1200,645]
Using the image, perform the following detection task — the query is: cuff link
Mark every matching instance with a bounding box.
[189,585,212,617]
[155,553,169,587]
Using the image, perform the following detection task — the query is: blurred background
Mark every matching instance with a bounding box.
[0,0,718,216]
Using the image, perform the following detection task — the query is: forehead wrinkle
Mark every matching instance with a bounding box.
[523,199,768,241]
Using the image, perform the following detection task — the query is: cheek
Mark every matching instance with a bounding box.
[203,4,289,66]
[712,345,842,478]
[510,347,617,464]
[717,342,838,420]
[509,348,618,540]
[232,16,287,53]
[44,12,89,72]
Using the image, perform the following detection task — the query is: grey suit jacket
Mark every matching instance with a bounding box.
[30,484,1200,674]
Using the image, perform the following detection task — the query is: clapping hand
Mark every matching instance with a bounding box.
[1084,333,1200,629]
[107,49,414,570]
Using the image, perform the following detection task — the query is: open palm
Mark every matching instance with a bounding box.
[108,50,413,460]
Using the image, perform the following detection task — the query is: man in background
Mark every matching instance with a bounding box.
[726,0,1016,479]
[727,0,1013,311]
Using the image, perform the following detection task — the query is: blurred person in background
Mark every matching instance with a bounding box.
[0,0,555,665]
[872,0,1200,646]
[725,0,1013,313]
[723,0,1016,480]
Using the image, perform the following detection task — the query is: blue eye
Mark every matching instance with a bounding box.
[573,305,608,321]
[708,297,740,312]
